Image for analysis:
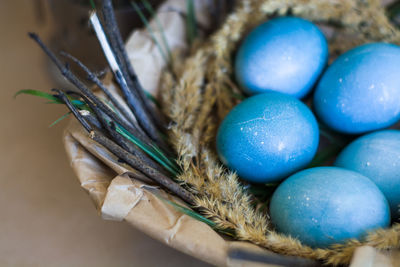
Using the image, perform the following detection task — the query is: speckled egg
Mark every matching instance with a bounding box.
[335,130,400,221]
[216,92,319,184]
[235,16,328,98]
[269,167,390,248]
[314,43,400,134]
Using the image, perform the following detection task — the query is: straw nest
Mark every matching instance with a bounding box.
[159,0,400,265]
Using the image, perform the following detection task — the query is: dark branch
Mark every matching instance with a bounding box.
[60,51,139,129]
[100,0,166,135]
[82,94,169,175]
[28,32,159,149]
[91,130,194,204]
[55,87,193,204]
[53,89,92,132]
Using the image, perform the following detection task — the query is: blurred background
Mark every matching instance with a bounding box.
[0,1,208,266]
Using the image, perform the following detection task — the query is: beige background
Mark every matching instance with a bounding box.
[0,1,208,266]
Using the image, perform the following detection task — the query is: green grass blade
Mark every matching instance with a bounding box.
[16,89,88,109]
[15,89,60,102]
[50,99,89,110]
[99,97,138,128]
[131,1,169,63]
[150,143,180,174]
[49,112,71,128]
[114,122,179,176]
[141,0,172,62]
[100,97,123,119]
[155,194,235,237]
[89,0,96,10]
[72,99,88,108]
[186,0,197,45]
[144,90,160,108]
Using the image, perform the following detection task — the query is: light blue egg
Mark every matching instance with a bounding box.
[335,130,400,221]
[269,167,390,248]
[216,92,319,183]
[314,43,400,134]
[235,16,328,98]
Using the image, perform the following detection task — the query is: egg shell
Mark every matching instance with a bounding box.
[335,130,400,221]
[269,167,390,248]
[216,92,319,183]
[235,16,328,98]
[313,43,400,134]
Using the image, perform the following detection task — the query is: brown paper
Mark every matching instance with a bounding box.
[64,118,269,266]
[63,0,398,266]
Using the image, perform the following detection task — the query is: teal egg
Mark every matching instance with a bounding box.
[216,92,319,183]
[335,130,400,221]
[314,43,400,134]
[269,167,390,248]
[235,16,328,98]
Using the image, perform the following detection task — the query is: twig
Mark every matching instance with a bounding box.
[60,51,137,128]
[56,88,194,204]
[80,110,103,130]
[83,95,169,175]
[186,0,197,45]
[53,89,92,132]
[98,3,166,137]
[140,0,173,63]
[91,129,194,204]
[28,32,157,149]
[64,89,177,174]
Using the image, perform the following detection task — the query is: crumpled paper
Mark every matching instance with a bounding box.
[64,104,269,266]
[62,0,397,266]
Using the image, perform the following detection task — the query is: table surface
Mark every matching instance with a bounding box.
[0,1,208,266]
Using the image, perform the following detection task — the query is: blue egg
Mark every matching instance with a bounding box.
[235,16,328,98]
[335,130,400,221]
[269,167,390,248]
[216,92,319,183]
[314,43,400,134]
